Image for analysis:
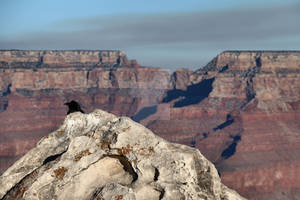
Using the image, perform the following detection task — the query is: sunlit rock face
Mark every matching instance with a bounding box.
[0,50,171,177]
[149,51,300,200]
[0,109,245,200]
[1,50,300,199]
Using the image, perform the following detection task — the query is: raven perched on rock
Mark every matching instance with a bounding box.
[64,100,84,115]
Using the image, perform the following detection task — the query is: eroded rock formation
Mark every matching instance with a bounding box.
[150,51,300,200]
[0,50,170,176]
[0,110,245,200]
[0,50,300,199]
[0,50,139,68]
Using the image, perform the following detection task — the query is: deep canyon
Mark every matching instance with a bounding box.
[0,50,300,199]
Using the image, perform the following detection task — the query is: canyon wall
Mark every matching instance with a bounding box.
[0,50,139,67]
[151,51,300,200]
[0,50,170,175]
[0,50,300,199]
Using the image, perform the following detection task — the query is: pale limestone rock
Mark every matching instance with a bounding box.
[56,157,133,200]
[135,185,161,200]
[0,109,246,200]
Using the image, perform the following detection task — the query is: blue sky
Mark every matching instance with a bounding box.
[0,0,299,70]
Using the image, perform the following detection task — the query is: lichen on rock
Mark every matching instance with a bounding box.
[0,109,245,200]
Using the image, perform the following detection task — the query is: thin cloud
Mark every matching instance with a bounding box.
[0,3,299,69]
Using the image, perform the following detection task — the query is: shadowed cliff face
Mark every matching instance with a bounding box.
[213,114,234,131]
[1,50,300,200]
[162,77,215,107]
[132,105,157,122]
[0,84,11,112]
[220,135,241,159]
[146,51,300,200]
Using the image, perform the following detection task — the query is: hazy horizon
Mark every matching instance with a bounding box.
[1,0,300,70]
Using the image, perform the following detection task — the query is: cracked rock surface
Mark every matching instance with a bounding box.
[0,109,245,200]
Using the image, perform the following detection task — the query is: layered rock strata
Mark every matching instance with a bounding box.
[0,50,170,176]
[0,50,300,199]
[149,51,300,200]
[0,50,139,68]
[0,109,245,200]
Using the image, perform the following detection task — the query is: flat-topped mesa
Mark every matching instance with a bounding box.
[0,50,139,68]
[205,51,300,73]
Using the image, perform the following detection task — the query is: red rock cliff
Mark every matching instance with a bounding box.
[149,51,300,200]
[0,50,140,67]
[0,50,170,176]
[1,50,300,200]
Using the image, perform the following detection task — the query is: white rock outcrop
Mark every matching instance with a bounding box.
[0,109,246,200]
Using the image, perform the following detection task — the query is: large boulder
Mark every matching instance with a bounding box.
[0,109,245,200]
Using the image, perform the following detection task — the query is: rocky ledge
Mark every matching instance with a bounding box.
[201,50,300,73]
[0,50,139,68]
[0,109,245,200]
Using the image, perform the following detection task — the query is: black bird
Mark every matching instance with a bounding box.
[64,100,84,115]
